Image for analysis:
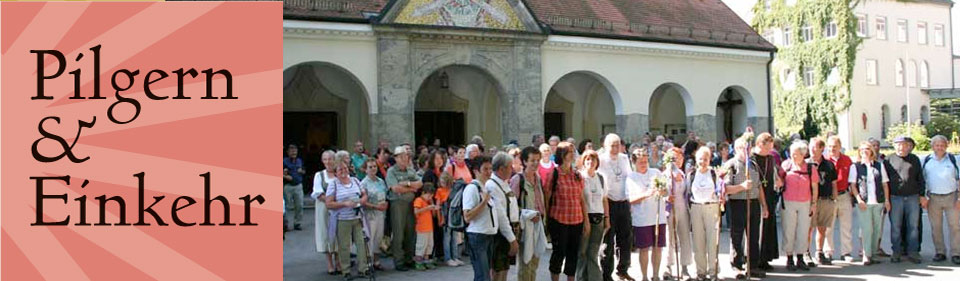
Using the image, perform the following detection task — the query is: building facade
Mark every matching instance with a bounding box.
[283,0,776,151]
[755,0,953,146]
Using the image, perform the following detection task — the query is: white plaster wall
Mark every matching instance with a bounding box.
[541,35,772,120]
[283,21,379,114]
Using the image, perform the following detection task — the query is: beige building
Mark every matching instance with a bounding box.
[837,0,954,145]
[283,0,776,152]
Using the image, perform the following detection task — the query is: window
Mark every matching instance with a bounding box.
[881,105,890,138]
[920,61,929,88]
[901,105,908,123]
[802,24,814,42]
[857,14,868,37]
[897,19,908,42]
[921,106,929,125]
[918,22,928,45]
[895,59,904,87]
[876,17,887,40]
[866,59,878,85]
[824,21,838,38]
[907,60,917,87]
[803,67,815,87]
[763,30,774,45]
[934,24,945,46]
[783,27,792,46]
[781,68,796,90]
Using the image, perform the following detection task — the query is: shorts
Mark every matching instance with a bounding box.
[633,224,666,249]
[492,233,511,271]
[813,199,836,228]
[416,232,434,257]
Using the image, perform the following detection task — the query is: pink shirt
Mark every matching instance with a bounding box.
[781,160,819,202]
[538,161,556,191]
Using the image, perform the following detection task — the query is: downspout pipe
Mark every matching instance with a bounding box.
[767,52,775,134]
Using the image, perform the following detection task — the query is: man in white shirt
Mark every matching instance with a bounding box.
[487,152,521,281]
[599,134,636,281]
[463,155,518,281]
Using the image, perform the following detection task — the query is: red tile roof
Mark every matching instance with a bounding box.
[282,0,776,52]
[525,0,775,51]
[283,0,388,22]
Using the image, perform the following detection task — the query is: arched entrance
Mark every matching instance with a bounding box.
[650,83,692,142]
[716,86,756,143]
[283,62,370,152]
[543,71,619,142]
[414,65,503,147]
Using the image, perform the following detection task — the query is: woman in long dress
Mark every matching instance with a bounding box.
[312,150,340,275]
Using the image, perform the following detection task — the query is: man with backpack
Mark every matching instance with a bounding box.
[885,136,925,264]
[462,155,518,281]
[922,135,960,264]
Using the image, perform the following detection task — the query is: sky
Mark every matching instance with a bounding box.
[721,0,960,55]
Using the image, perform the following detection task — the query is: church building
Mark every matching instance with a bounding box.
[283,0,777,150]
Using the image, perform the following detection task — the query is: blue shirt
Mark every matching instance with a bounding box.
[284,157,304,185]
[923,154,960,195]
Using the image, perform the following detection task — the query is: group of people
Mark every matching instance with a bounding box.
[283,129,960,281]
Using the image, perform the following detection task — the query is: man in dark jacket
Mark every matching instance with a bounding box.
[885,136,925,263]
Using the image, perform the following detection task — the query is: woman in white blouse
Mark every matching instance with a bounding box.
[687,147,724,281]
[849,141,891,266]
[576,149,609,281]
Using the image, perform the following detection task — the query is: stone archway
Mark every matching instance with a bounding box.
[650,83,693,142]
[414,65,504,147]
[543,71,619,142]
[283,62,370,152]
[716,86,757,143]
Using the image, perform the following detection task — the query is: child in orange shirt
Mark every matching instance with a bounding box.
[414,183,438,270]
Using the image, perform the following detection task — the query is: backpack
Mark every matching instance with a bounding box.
[923,154,959,181]
[446,179,469,231]
[441,178,466,222]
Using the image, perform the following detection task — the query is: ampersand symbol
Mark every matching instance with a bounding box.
[31,116,96,163]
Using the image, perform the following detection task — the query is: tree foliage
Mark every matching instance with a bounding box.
[752,0,861,138]
[886,121,930,151]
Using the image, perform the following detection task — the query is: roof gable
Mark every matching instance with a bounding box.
[379,0,542,33]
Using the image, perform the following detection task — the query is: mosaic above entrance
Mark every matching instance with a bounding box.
[394,0,525,31]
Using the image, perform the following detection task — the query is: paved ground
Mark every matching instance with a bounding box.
[285,207,960,281]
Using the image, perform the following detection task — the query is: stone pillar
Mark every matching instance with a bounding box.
[747,116,772,135]
[507,40,543,146]
[376,35,414,147]
[616,113,649,144]
[687,114,717,142]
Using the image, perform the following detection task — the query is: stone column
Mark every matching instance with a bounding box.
[616,113,649,145]
[687,114,717,142]
[376,35,414,147]
[507,40,543,146]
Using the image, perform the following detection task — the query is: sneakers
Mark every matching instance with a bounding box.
[455,259,465,266]
[414,263,427,271]
[891,253,902,263]
[933,254,947,262]
[446,260,459,267]
[842,254,855,263]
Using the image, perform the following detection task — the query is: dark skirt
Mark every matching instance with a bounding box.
[760,189,780,262]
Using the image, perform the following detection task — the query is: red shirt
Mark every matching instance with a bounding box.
[538,161,555,193]
[548,168,584,225]
[828,154,852,193]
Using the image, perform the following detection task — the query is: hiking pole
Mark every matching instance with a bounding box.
[655,176,665,278]
[671,168,681,280]
[743,132,754,280]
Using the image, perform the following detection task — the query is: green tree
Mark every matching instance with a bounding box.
[886,121,930,151]
[752,0,861,137]
[926,111,960,138]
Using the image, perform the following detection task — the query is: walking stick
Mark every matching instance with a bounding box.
[742,130,754,280]
[715,171,726,280]
[670,166,681,280]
